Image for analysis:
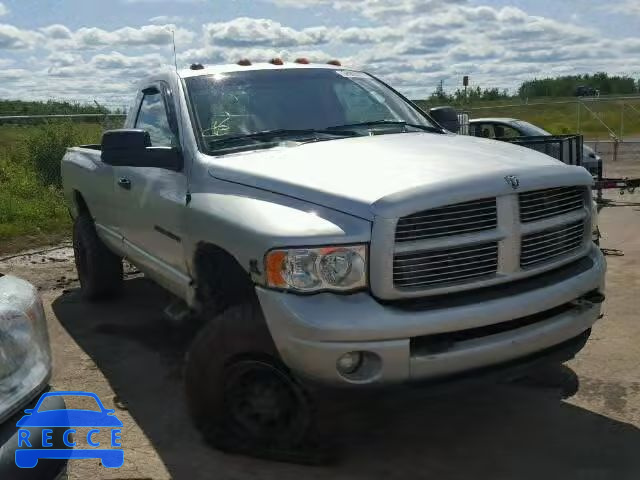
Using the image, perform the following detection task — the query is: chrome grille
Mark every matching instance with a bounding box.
[395,198,497,242]
[393,242,498,289]
[521,220,585,268]
[519,187,585,223]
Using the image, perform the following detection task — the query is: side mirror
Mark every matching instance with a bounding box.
[429,106,461,133]
[101,129,183,172]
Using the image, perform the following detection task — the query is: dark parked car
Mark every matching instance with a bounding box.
[575,85,598,97]
[469,117,602,177]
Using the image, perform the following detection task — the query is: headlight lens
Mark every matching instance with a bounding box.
[266,245,367,292]
[0,276,51,423]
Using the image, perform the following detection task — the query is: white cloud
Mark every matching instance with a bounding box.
[611,0,640,16]
[91,51,168,69]
[0,3,8,16]
[2,0,640,103]
[149,15,184,24]
[46,51,79,67]
[267,0,332,7]
[203,18,330,47]
[0,24,41,49]
[266,0,468,19]
[335,0,468,20]
[41,24,194,50]
[179,45,334,66]
[203,17,400,48]
[40,24,73,40]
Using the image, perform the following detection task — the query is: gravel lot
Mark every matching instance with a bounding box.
[1,170,639,479]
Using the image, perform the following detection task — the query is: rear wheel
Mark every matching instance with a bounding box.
[73,214,123,301]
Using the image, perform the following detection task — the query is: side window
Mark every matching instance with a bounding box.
[472,123,495,138]
[493,124,520,139]
[333,80,392,124]
[135,91,177,147]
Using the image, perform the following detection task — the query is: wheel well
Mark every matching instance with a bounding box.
[193,243,256,315]
[74,191,90,217]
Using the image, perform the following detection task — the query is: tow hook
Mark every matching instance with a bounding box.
[572,290,606,309]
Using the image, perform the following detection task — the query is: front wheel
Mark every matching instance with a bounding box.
[223,357,314,447]
[184,303,319,461]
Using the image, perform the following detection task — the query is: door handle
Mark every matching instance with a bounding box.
[117,177,132,190]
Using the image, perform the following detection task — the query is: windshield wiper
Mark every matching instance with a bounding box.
[207,128,359,149]
[326,120,443,133]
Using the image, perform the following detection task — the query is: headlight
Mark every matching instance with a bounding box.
[0,276,52,423]
[265,245,367,293]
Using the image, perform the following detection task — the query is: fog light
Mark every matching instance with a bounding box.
[337,352,363,375]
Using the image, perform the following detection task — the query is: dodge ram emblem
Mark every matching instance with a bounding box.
[504,175,520,189]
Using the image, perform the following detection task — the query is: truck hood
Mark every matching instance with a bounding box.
[207,132,592,220]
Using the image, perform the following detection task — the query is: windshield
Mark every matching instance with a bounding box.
[184,68,437,154]
[513,120,550,136]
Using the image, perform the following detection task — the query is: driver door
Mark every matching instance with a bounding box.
[114,83,191,297]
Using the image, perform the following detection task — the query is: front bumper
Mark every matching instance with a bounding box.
[257,245,606,385]
[0,390,67,479]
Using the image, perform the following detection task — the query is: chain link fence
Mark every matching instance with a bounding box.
[0,114,125,247]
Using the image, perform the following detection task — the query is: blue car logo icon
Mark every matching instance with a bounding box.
[15,391,124,469]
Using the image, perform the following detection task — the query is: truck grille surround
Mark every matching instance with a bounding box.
[382,186,590,298]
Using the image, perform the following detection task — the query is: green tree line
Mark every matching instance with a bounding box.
[0,99,125,115]
[518,73,639,98]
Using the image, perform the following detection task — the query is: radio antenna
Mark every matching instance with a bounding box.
[171,29,178,72]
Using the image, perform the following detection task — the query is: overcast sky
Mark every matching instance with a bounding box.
[0,0,639,106]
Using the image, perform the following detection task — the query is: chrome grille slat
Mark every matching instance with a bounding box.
[520,197,583,211]
[399,211,497,227]
[520,201,584,218]
[394,243,498,262]
[402,206,496,222]
[393,242,498,289]
[397,261,499,281]
[520,189,583,202]
[395,198,497,243]
[523,223,584,242]
[519,186,581,199]
[519,187,586,223]
[397,268,498,288]
[396,224,496,241]
[394,253,497,271]
[521,245,582,267]
[523,232,584,253]
[521,220,585,268]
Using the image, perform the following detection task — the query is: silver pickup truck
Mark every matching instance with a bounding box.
[62,61,606,457]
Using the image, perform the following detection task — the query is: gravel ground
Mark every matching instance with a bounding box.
[1,186,639,480]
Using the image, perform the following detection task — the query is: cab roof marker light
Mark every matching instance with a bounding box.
[295,58,310,64]
[237,59,252,66]
[327,60,342,66]
[269,58,284,65]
